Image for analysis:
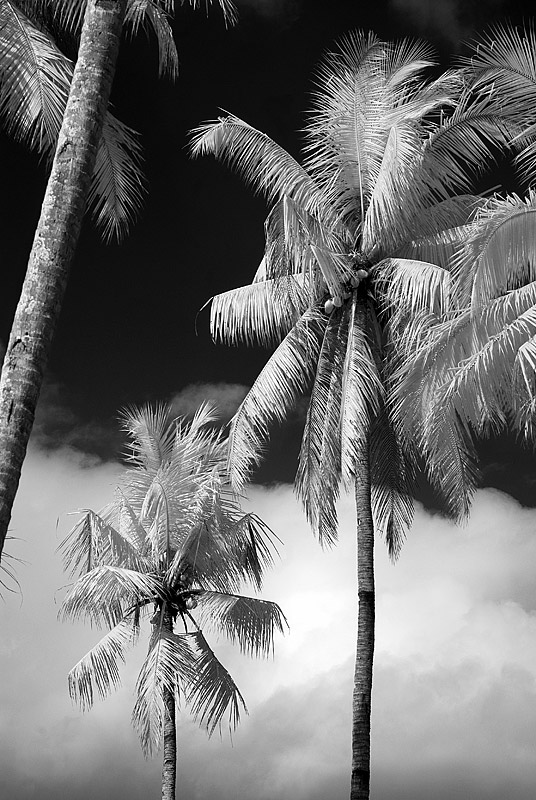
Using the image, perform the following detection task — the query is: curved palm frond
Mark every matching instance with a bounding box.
[190,114,323,214]
[375,257,452,330]
[227,308,327,490]
[68,615,140,711]
[125,0,179,80]
[0,1,71,155]
[210,275,310,348]
[194,591,288,657]
[452,190,536,310]
[186,629,246,735]
[87,110,146,242]
[60,565,161,627]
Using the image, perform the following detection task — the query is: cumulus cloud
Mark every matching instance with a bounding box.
[1,451,536,800]
[169,381,249,422]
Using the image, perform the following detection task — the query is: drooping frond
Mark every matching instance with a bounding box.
[186,630,247,735]
[60,565,160,628]
[0,2,71,155]
[87,111,146,243]
[190,114,322,213]
[451,190,536,310]
[375,257,452,331]
[59,508,149,577]
[194,591,288,657]
[340,294,383,488]
[125,0,179,80]
[210,276,309,348]
[227,308,327,490]
[132,626,198,756]
[369,407,415,560]
[462,22,536,184]
[68,616,140,711]
[295,307,347,546]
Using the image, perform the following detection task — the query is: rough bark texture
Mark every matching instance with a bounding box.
[350,296,375,800]
[0,0,127,560]
[161,609,177,800]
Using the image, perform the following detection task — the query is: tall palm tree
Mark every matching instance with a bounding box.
[0,0,236,563]
[190,31,524,799]
[59,403,286,800]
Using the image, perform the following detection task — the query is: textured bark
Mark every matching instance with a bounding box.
[161,609,177,800]
[0,0,127,560]
[350,296,375,800]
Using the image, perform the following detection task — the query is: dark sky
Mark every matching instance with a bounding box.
[1,0,534,489]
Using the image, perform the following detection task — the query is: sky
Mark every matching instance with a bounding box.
[1,0,536,798]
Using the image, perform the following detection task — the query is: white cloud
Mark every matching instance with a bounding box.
[1,450,536,799]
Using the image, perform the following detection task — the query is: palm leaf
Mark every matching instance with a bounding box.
[227,307,327,490]
[186,630,246,735]
[190,114,322,213]
[132,625,199,756]
[125,0,179,80]
[296,306,347,546]
[194,591,287,657]
[68,615,140,711]
[0,1,71,155]
[87,110,146,243]
[210,276,310,348]
[60,565,161,628]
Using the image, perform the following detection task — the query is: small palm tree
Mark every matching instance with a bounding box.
[191,31,526,799]
[59,403,286,800]
[0,0,236,563]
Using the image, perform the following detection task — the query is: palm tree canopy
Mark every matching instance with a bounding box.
[191,29,527,556]
[59,403,286,757]
[0,0,236,240]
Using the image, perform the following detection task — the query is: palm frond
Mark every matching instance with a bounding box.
[375,257,452,330]
[132,626,198,756]
[295,307,347,546]
[190,114,322,213]
[369,408,415,560]
[60,565,161,628]
[194,591,288,657]
[340,294,383,488]
[125,0,179,80]
[87,110,146,243]
[210,276,310,348]
[227,308,327,490]
[452,190,536,310]
[0,2,71,155]
[68,616,140,711]
[186,630,246,735]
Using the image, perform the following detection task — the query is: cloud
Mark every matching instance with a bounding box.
[2,450,536,800]
[388,0,505,48]
[169,381,249,422]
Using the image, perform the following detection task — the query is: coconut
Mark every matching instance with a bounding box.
[324,298,335,314]
[333,295,343,307]
[356,268,369,280]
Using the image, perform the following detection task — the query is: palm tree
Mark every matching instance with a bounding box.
[59,403,286,800]
[0,0,236,563]
[389,24,536,516]
[190,31,525,799]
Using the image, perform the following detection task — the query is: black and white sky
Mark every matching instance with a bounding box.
[1,1,536,798]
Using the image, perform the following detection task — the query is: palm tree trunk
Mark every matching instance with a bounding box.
[350,383,375,795]
[162,609,177,800]
[0,0,127,560]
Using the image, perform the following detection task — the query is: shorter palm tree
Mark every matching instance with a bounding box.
[59,403,286,800]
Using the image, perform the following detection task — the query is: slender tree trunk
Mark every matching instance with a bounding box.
[350,296,375,800]
[162,609,177,800]
[0,0,127,560]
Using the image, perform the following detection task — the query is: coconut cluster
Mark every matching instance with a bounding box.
[324,268,369,314]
